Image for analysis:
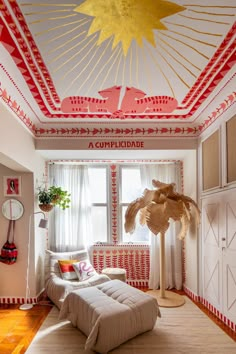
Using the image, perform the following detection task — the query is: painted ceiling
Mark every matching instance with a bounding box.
[0,0,235,139]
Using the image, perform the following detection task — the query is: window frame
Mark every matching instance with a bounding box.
[88,165,111,243]
[118,164,150,245]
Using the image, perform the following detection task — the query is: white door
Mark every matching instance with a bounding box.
[201,189,236,324]
[222,195,236,324]
[202,195,222,312]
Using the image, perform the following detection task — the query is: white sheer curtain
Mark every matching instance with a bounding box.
[48,164,93,252]
[140,163,183,290]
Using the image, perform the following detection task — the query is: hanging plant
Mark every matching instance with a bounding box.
[48,186,71,210]
[37,185,71,211]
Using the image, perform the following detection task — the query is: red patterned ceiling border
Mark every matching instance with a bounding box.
[181,23,236,106]
[0,18,54,117]
[35,126,198,137]
[1,72,235,139]
[0,80,35,134]
[0,63,43,123]
[0,2,59,111]
[7,1,59,107]
[1,2,235,120]
[33,91,236,137]
[198,96,235,134]
[122,45,235,119]
[181,40,236,111]
[2,0,60,105]
[1,78,235,138]
[192,73,236,124]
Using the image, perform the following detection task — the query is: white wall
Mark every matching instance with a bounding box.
[0,103,46,301]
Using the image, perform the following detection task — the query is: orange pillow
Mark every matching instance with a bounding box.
[58,259,79,280]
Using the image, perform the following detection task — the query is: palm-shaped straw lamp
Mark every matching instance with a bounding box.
[125,180,200,307]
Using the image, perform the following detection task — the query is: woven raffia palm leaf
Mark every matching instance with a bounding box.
[139,207,148,226]
[178,211,190,240]
[145,203,170,235]
[152,179,201,225]
[164,199,185,221]
[124,189,156,233]
[125,180,201,238]
[182,196,201,225]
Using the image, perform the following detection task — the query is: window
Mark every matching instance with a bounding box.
[120,166,150,243]
[88,165,149,244]
[49,161,180,248]
[88,166,108,243]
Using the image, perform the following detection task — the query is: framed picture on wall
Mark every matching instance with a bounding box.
[3,176,21,197]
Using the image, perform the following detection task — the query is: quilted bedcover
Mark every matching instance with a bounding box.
[59,279,161,353]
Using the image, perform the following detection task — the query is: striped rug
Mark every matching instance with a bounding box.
[26,296,235,353]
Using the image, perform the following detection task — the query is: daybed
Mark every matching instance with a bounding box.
[59,279,161,353]
[44,249,111,309]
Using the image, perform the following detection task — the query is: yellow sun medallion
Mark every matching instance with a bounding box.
[74,0,185,55]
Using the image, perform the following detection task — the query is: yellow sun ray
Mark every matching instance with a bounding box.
[77,38,114,92]
[29,13,77,25]
[164,20,223,37]
[85,44,121,94]
[157,34,201,71]
[178,13,230,25]
[34,19,85,37]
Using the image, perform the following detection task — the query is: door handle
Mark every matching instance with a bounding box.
[221,237,226,251]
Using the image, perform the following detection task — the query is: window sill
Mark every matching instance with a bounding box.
[92,242,150,248]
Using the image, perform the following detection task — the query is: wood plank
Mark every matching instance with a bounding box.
[0,303,53,354]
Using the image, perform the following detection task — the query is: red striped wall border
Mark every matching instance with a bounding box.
[183,285,200,302]
[127,280,149,288]
[0,289,46,305]
[184,286,236,333]
[0,297,38,305]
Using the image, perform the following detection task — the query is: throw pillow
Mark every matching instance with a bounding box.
[73,260,97,281]
[58,259,79,280]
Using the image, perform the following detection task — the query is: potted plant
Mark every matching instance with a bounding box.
[48,186,71,210]
[37,185,71,211]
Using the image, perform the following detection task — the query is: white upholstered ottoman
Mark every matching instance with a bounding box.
[59,279,161,353]
[102,267,127,282]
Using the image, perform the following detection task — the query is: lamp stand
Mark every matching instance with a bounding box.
[19,212,48,311]
[19,303,34,310]
[147,232,185,308]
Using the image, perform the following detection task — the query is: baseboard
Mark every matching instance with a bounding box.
[183,285,236,333]
[0,288,46,305]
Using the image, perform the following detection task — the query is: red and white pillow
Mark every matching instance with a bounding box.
[73,259,97,281]
[58,259,79,280]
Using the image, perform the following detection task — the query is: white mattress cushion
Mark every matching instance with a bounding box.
[59,279,161,353]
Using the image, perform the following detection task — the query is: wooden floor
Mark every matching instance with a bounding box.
[0,302,53,354]
[0,292,235,354]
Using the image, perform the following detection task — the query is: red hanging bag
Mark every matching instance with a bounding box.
[0,220,18,265]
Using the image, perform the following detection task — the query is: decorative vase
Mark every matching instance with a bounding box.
[39,204,54,212]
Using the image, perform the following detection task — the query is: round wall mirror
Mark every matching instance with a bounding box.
[2,199,24,220]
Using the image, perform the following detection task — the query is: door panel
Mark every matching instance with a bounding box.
[222,198,236,323]
[202,199,222,310]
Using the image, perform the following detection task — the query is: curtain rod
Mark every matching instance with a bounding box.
[48,160,181,165]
